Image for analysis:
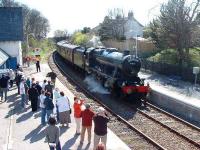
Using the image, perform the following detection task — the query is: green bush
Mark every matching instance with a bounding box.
[71,32,89,46]
[147,48,200,67]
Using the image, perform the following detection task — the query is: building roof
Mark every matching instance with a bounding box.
[0,48,9,66]
[0,7,23,41]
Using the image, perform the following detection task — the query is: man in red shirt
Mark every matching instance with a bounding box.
[80,104,95,144]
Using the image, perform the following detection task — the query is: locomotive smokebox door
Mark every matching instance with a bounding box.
[122,56,141,77]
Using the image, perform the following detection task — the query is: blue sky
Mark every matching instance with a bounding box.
[17,0,167,36]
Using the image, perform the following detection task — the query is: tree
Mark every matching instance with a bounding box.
[71,32,89,46]
[149,0,200,67]
[145,19,169,49]
[53,30,69,42]
[54,30,68,37]
[0,0,19,7]
[27,9,50,39]
[81,27,91,34]
[99,8,126,40]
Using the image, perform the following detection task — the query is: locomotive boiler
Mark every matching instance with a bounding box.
[56,40,149,103]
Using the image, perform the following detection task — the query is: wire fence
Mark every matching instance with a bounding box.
[141,59,200,84]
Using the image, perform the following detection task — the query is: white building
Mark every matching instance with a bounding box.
[124,12,144,39]
[0,41,22,65]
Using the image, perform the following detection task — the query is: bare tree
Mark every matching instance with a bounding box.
[99,8,126,40]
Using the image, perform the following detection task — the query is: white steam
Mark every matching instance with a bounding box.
[84,76,110,94]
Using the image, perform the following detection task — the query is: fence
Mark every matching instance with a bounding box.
[141,59,199,84]
[102,39,156,53]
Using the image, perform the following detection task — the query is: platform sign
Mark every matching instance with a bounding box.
[34,48,40,55]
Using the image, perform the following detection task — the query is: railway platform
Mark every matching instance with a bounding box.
[0,63,130,150]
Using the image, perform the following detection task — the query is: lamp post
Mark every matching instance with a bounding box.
[135,35,140,58]
[26,33,34,56]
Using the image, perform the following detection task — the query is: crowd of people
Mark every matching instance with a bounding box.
[0,67,110,150]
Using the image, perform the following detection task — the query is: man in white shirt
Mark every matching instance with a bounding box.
[20,79,26,108]
[42,79,47,90]
[40,90,46,125]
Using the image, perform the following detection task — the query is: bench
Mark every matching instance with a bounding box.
[167,75,181,86]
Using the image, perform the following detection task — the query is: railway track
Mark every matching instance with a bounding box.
[49,52,200,150]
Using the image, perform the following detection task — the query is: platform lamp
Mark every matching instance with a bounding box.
[135,35,140,58]
[193,67,200,87]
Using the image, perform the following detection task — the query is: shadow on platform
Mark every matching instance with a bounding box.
[24,124,45,143]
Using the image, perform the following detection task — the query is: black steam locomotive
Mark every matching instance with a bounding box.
[56,40,149,103]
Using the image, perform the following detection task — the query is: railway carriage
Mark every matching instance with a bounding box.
[56,40,149,104]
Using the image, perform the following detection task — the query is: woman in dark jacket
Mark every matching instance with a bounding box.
[44,92,54,121]
[28,83,39,112]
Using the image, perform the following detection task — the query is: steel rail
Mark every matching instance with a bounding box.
[146,102,200,132]
[136,107,200,148]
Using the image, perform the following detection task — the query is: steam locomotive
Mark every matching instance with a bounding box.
[56,40,149,103]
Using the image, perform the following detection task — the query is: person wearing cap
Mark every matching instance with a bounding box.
[45,116,61,150]
[80,103,95,144]
[73,97,84,135]
[93,107,109,150]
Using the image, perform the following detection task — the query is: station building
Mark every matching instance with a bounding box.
[0,7,23,69]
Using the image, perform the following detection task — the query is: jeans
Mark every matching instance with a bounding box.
[46,110,53,122]
[1,88,8,101]
[49,141,61,150]
[21,94,26,108]
[10,80,13,88]
[41,108,46,125]
[56,105,59,122]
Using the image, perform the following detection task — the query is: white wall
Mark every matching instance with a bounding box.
[124,19,143,39]
[0,41,22,65]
